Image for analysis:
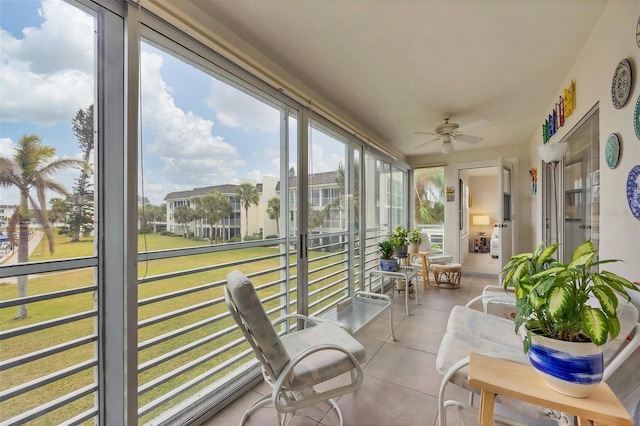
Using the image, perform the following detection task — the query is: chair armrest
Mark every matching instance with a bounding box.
[465,286,515,310]
[603,323,640,381]
[272,343,364,401]
[354,290,392,304]
[272,313,319,328]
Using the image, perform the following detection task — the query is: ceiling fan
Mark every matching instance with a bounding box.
[414,114,490,154]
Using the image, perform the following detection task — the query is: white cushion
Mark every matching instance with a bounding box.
[227,271,290,378]
[281,321,366,390]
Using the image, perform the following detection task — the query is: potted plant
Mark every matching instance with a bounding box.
[408,228,423,253]
[378,240,398,272]
[390,226,409,259]
[502,240,638,397]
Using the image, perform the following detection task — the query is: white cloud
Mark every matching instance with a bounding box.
[140,51,245,187]
[309,143,331,174]
[330,153,344,168]
[0,138,16,158]
[0,0,94,124]
[205,78,280,132]
[247,170,263,182]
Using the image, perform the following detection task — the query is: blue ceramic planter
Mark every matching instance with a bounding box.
[379,259,399,272]
[528,333,603,398]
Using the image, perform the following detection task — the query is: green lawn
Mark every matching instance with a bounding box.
[0,231,350,424]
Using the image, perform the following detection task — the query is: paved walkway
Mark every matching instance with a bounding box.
[0,231,44,284]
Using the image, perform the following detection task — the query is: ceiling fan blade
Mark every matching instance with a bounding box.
[413,137,441,150]
[414,131,438,136]
[458,119,491,133]
[453,134,484,144]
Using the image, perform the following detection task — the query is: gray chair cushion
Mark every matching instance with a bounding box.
[281,321,366,390]
[227,270,290,378]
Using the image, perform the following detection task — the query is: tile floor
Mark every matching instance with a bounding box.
[461,252,500,276]
[207,272,503,426]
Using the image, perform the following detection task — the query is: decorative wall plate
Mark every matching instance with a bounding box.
[628,165,640,221]
[605,133,621,169]
[611,59,632,109]
[635,95,640,140]
[637,15,640,48]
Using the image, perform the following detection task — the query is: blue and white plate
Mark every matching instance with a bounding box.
[628,165,640,221]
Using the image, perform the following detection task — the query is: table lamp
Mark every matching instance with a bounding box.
[472,215,490,235]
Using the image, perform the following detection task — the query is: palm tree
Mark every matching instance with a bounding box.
[0,134,82,319]
[173,205,193,238]
[414,167,445,224]
[146,204,166,233]
[267,197,280,236]
[235,183,260,238]
[194,192,232,244]
[49,197,69,225]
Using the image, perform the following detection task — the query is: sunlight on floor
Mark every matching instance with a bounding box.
[462,252,500,276]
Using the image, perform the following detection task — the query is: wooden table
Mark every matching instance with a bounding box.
[468,352,633,426]
[409,251,430,289]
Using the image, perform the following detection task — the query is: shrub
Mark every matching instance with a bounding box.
[139,226,153,234]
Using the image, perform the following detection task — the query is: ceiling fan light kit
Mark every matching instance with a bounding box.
[441,140,454,154]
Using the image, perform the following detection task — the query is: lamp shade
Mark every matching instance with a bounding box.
[472,215,490,226]
[538,142,568,165]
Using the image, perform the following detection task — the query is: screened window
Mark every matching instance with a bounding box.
[0,1,410,423]
[1,0,102,423]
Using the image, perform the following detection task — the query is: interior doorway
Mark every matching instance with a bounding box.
[459,166,501,276]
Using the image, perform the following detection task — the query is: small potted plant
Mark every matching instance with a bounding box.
[390,226,409,259]
[502,240,638,397]
[408,229,423,253]
[378,240,398,272]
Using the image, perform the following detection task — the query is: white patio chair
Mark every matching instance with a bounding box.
[224,270,366,426]
[436,300,640,425]
[465,284,517,317]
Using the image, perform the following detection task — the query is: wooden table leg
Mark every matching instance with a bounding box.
[420,253,429,289]
[478,389,496,426]
[410,252,430,289]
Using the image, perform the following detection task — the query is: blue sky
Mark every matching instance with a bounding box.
[0,0,343,207]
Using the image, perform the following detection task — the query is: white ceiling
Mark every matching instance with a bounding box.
[172,1,608,160]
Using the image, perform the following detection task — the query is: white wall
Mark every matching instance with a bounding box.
[527,2,640,287]
[262,175,279,237]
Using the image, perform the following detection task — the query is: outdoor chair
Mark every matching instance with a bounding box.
[465,284,517,318]
[224,270,366,426]
[436,297,640,425]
